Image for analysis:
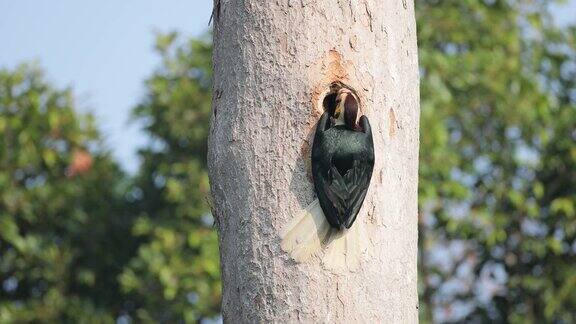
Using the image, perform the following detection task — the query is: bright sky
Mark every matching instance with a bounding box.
[0,0,212,173]
[0,1,574,173]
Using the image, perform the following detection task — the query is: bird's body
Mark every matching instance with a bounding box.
[312,115,374,230]
[280,85,375,271]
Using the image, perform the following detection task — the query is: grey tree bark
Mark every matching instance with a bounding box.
[208,0,420,322]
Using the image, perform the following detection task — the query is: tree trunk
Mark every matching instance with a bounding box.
[208,0,420,322]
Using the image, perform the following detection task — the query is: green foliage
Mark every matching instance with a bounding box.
[119,33,220,322]
[417,0,576,322]
[0,35,218,323]
[0,64,134,322]
[0,35,219,322]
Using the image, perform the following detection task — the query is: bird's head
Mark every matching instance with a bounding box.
[334,88,359,130]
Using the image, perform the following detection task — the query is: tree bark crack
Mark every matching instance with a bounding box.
[364,1,374,32]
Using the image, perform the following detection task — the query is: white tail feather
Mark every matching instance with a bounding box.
[323,222,361,272]
[280,199,331,262]
[281,199,362,271]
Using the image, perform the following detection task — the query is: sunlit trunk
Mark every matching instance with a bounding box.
[208,0,420,321]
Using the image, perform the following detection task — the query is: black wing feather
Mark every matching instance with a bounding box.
[343,159,373,228]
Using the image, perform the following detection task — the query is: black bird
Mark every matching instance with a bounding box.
[279,85,374,267]
[312,87,375,230]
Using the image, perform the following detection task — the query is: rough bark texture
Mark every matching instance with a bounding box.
[208,0,420,322]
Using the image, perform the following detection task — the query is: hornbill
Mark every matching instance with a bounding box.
[312,87,375,229]
[281,83,375,270]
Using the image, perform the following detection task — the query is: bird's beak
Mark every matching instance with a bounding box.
[334,90,349,119]
[334,101,343,118]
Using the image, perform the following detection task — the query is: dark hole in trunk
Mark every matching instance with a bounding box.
[323,92,337,116]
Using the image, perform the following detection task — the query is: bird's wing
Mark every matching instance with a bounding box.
[313,163,349,228]
[341,116,374,228]
[342,157,374,228]
[312,113,347,228]
[314,155,373,229]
